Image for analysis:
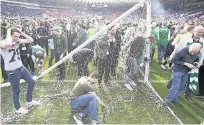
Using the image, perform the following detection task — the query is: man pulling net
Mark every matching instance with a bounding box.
[70,72,105,125]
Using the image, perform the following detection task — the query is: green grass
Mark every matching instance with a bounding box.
[1,51,204,124]
[1,59,180,124]
[150,53,204,124]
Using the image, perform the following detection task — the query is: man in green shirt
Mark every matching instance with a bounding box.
[70,72,105,125]
[31,45,46,75]
[157,23,170,64]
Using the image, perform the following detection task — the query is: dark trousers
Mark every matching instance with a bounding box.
[150,49,155,65]
[184,75,192,96]
[76,58,92,77]
[49,49,55,67]
[7,66,35,110]
[1,56,8,82]
[55,53,66,81]
[68,45,73,53]
[163,51,172,67]
[98,55,111,84]
[22,54,35,73]
[199,65,204,95]
[110,51,119,75]
[158,44,167,64]
[21,55,28,69]
[38,37,49,56]
[68,39,73,54]
[28,55,35,73]
[125,57,138,84]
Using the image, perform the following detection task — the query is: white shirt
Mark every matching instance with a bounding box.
[0,42,22,71]
[66,23,71,31]
[48,38,54,50]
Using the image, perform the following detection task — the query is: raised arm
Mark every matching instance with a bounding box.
[19,32,34,44]
[0,28,12,48]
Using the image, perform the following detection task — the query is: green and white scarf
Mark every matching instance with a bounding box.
[189,68,199,92]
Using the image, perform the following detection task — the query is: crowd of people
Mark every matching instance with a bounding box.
[1,1,204,124]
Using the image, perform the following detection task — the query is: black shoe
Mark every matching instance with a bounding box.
[167,84,171,89]
[185,95,193,102]
[185,95,189,101]
[167,80,172,89]
[161,101,169,107]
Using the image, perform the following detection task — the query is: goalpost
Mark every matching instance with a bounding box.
[1,0,184,124]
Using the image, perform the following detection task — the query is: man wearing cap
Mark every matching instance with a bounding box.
[47,26,68,84]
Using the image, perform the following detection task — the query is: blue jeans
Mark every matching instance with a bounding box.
[158,43,167,63]
[71,94,98,121]
[125,57,138,84]
[7,66,35,110]
[166,70,188,103]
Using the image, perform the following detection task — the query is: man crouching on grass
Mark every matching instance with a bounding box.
[70,72,105,125]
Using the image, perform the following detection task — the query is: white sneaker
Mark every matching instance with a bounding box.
[124,84,133,91]
[140,63,144,67]
[15,107,28,114]
[26,100,40,107]
[160,64,166,70]
[130,81,137,87]
[92,120,99,125]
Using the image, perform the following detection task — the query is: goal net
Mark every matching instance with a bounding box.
[1,0,182,124]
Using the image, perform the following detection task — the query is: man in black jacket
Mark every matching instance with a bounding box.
[47,27,68,84]
[19,43,30,69]
[37,22,49,56]
[71,48,94,77]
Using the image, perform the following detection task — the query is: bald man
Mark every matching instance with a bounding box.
[193,26,204,43]
[185,26,204,97]
[167,26,204,88]
[163,43,202,106]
